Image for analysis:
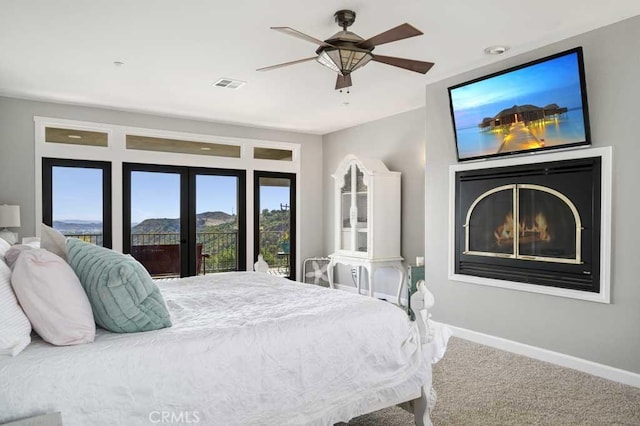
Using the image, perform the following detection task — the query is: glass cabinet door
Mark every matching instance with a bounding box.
[340,167,352,251]
[355,165,368,253]
[339,163,369,254]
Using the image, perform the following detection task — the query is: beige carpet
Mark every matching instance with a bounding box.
[344,337,640,425]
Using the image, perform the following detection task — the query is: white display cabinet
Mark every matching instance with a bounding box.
[328,155,404,304]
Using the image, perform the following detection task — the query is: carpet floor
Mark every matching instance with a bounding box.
[344,337,640,425]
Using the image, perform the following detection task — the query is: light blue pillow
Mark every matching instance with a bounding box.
[66,239,172,333]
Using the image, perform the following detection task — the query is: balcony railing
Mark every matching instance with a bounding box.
[63,231,290,277]
[63,233,103,246]
[258,230,290,275]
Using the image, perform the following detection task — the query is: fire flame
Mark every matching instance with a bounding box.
[494,213,515,246]
[531,212,551,242]
[494,211,551,246]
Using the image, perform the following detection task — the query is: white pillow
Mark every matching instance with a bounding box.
[41,224,67,261]
[0,261,31,356]
[4,245,34,269]
[11,249,95,346]
[0,237,10,264]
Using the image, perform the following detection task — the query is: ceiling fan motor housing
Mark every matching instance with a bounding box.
[334,10,356,29]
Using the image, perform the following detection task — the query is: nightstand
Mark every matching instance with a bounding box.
[407,265,424,320]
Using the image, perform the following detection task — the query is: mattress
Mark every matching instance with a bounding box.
[0,272,429,425]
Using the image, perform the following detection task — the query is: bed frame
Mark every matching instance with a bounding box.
[400,280,439,426]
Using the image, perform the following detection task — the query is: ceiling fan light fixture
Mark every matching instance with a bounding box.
[316,50,341,73]
[317,47,372,75]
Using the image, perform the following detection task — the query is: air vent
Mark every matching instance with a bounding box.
[213,78,246,89]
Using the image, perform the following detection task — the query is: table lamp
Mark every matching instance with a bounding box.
[0,205,20,245]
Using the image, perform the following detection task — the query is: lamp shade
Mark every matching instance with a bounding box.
[316,48,372,75]
[0,205,20,228]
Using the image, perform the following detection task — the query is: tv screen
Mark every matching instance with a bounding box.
[448,47,591,162]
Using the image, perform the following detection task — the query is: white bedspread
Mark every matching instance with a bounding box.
[0,272,429,425]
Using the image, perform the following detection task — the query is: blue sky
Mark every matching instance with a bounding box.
[52,167,103,222]
[52,168,290,223]
[450,52,583,129]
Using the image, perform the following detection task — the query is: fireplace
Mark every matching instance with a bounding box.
[454,157,601,292]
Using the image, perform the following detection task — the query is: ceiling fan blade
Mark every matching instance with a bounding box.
[372,55,435,74]
[335,74,352,90]
[256,57,317,72]
[357,23,423,49]
[270,27,335,47]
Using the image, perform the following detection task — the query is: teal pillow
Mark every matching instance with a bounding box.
[66,239,172,333]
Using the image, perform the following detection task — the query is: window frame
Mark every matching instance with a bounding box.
[123,163,247,278]
[42,157,113,248]
[254,170,297,279]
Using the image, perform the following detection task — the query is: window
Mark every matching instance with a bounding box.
[254,171,296,279]
[36,118,301,279]
[126,135,241,158]
[42,158,112,247]
[253,147,293,161]
[45,127,108,147]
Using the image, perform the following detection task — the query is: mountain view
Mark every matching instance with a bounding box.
[53,211,236,235]
[53,220,103,234]
[55,209,291,273]
[131,211,235,234]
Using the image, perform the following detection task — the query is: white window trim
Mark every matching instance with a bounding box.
[34,116,302,280]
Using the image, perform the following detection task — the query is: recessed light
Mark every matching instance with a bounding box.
[113,61,124,67]
[484,45,509,55]
[67,135,82,139]
[201,147,212,151]
[342,102,350,106]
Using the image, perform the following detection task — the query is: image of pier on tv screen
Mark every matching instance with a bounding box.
[449,50,589,161]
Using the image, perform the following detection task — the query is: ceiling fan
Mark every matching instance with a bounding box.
[257,10,434,91]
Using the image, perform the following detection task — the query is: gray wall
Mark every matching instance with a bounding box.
[0,97,324,266]
[426,16,640,373]
[323,108,426,295]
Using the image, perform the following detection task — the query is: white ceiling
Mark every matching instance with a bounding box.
[1,1,639,135]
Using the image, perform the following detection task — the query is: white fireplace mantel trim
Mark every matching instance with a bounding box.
[447,146,612,304]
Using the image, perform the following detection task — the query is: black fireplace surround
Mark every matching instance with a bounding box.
[454,157,601,292]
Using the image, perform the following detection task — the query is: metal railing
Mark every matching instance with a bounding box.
[196,232,238,273]
[62,233,103,246]
[64,231,290,275]
[259,230,290,273]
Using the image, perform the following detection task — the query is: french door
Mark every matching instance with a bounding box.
[123,163,245,278]
[254,171,296,279]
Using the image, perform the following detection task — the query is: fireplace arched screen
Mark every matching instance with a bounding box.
[464,184,582,264]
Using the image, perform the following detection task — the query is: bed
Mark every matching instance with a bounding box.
[0,272,448,426]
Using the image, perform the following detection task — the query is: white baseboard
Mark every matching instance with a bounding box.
[439,322,640,389]
[334,283,408,306]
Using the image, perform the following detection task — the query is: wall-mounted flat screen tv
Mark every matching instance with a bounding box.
[448,47,591,162]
